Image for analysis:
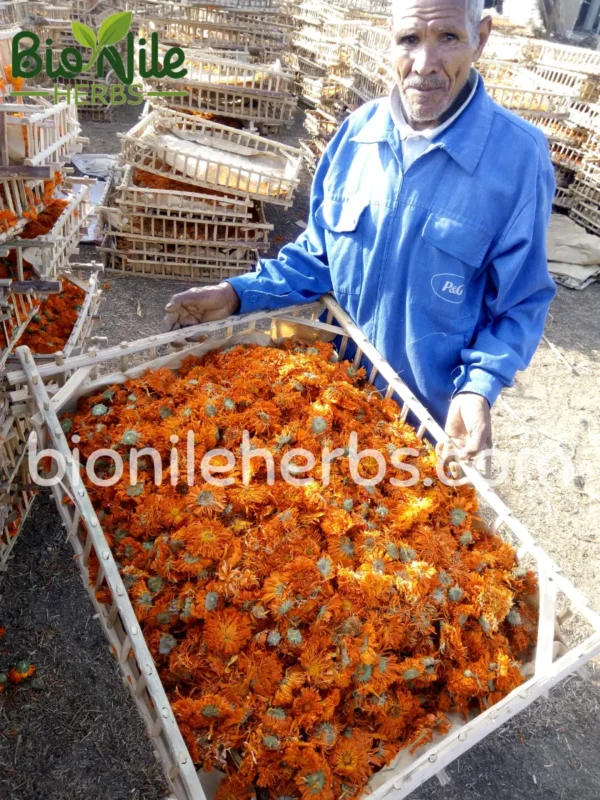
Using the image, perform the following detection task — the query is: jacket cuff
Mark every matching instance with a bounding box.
[225,274,266,314]
[453,367,505,407]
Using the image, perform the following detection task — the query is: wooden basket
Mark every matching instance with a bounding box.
[10,295,600,799]
[299,136,326,174]
[548,139,587,172]
[570,195,600,235]
[0,485,35,570]
[304,107,338,140]
[553,185,573,209]
[0,178,46,243]
[118,108,303,207]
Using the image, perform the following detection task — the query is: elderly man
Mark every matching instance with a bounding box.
[163,0,556,462]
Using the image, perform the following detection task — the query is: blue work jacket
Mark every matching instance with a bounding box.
[228,77,557,426]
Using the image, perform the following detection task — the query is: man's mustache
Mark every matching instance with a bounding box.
[403,77,449,90]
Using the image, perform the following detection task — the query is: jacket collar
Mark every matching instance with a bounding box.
[350,75,493,175]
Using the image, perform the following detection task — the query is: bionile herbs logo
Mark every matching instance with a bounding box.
[11,11,188,106]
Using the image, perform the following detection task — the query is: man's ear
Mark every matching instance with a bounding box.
[474,15,493,61]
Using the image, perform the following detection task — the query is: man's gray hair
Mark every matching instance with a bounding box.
[392,0,485,46]
[467,0,485,44]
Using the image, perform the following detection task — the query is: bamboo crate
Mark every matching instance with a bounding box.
[485,86,572,118]
[148,2,287,29]
[299,136,326,174]
[484,32,531,63]
[292,27,351,68]
[527,115,589,148]
[0,178,46,243]
[163,49,296,95]
[569,195,600,236]
[0,285,39,371]
[351,44,393,82]
[28,3,72,23]
[99,234,260,281]
[5,184,93,280]
[525,40,600,77]
[0,101,84,168]
[571,175,600,205]
[9,294,600,799]
[553,163,576,189]
[111,165,255,221]
[5,271,102,367]
[304,107,338,140]
[352,70,389,102]
[144,77,297,131]
[0,0,26,28]
[101,204,272,250]
[548,139,586,172]
[553,185,573,209]
[527,63,600,103]
[0,486,35,570]
[284,50,327,79]
[141,17,286,57]
[568,100,600,132]
[118,108,302,207]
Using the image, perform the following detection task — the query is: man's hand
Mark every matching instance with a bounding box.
[437,392,492,477]
[161,282,241,332]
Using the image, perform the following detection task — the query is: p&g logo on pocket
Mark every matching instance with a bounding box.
[431,273,466,304]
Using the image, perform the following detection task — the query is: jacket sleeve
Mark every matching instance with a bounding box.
[453,152,557,406]
[225,121,352,313]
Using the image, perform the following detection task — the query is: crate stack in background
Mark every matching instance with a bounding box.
[99,107,302,279]
[98,0,306,281]
[0,16,103,570]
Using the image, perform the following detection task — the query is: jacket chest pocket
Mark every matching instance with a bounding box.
[415,213,493,320]
[315,197,368,296]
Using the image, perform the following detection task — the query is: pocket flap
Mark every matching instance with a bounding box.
[315,198,367,233]
[422,213,492,268]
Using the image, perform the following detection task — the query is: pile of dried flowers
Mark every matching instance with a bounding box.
[18,280,85,354]
[64,341,537,800]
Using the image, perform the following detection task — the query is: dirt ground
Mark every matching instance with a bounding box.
[0,103,599,800]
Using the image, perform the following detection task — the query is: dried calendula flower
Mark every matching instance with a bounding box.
[65,341,536,799]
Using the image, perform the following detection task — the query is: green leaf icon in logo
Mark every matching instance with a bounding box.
[72,11,132,74]
[98,11,133,47]
[72,22,97,50]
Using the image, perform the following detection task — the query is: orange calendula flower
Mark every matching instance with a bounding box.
[8,661,36,683]
[203,607,252,655]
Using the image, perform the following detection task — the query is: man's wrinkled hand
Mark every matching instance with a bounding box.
[436,392,493,478]
[161,282,241,333]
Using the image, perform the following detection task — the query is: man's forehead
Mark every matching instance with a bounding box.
[392,0,469,26]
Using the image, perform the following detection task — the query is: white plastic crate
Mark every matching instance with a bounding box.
[9,294,600,800]
[118,108,302,207]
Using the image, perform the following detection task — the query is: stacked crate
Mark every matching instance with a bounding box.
[0,18,102,569]
[142,42,298,135]
[99,107,302,280]
[29,3,126,122]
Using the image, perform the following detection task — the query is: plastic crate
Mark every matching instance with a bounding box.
[118,108,302,207]
[10,294,600,800]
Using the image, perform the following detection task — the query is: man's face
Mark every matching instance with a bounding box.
[391,0,490,128]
